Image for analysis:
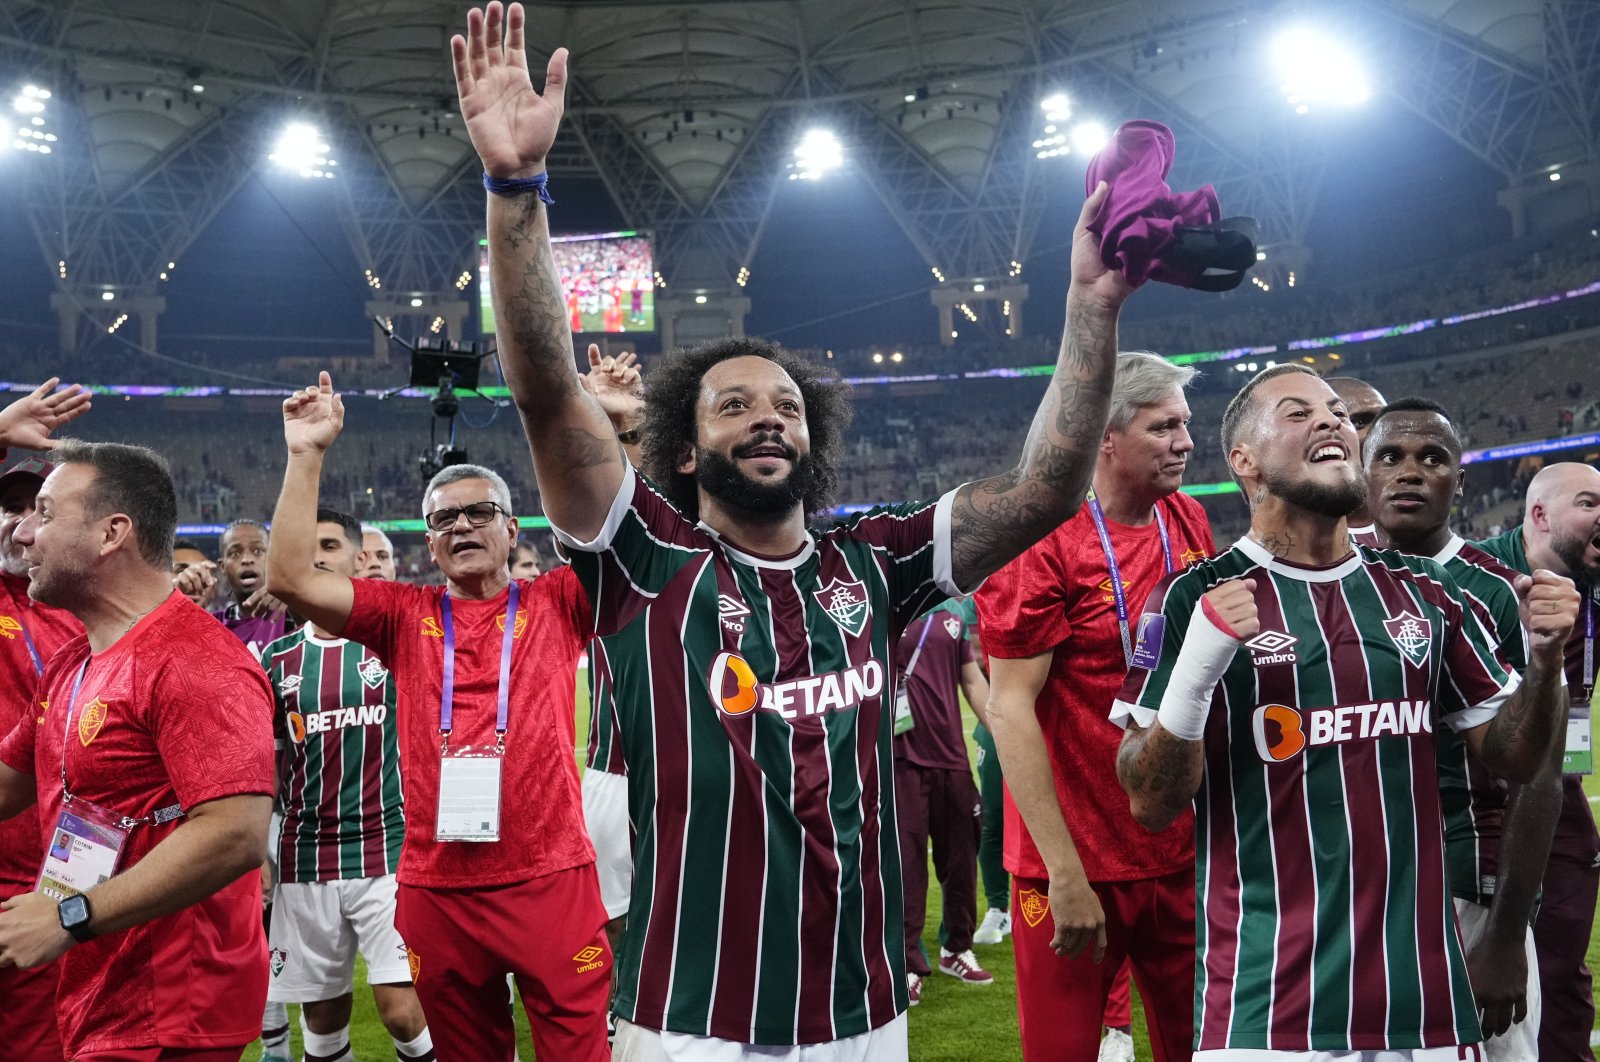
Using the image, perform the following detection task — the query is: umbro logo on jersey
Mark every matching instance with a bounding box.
[358,657,388,689]
[279,674,303,698]
[718,594,750,635]
[1245,629,1299,666]
[573,945,606,974]
[1097,577,1132,605]
[77,698,108,747]
[0,615,19,640]
[1383,611,1433,668]
[814,578,870,638]
[708,650,886,721]
[1252,699,1432,762]
[420,617,444,638]
[494,611,528,638]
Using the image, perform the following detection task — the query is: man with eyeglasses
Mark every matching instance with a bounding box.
[265,372,634,1061]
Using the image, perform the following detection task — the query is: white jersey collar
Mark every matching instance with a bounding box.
[1234,535,1363,583]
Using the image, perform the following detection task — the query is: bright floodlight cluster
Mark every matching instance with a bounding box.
[1032,94,1111,161]
[270,122,338,179]
[11,84,57,155]
[790,128,844,181]
[1272,26,1370,112]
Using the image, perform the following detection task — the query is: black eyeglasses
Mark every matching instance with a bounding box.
[425,501,509,532]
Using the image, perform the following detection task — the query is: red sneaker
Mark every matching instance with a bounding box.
[938,948,994,986]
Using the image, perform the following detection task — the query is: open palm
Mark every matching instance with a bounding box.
[283,372,345,455]
[452,2,568,179]
[0,378,91,451]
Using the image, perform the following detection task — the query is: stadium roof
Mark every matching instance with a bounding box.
[1,0,1594,335]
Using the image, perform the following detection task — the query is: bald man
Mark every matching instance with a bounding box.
[1327,376,1387,543]
[1475,461,1600,1062]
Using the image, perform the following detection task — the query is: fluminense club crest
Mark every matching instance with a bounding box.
[359,656,389,689]
[813,578,870,638]
[270,947,287,978]
[1383,611,1433,668]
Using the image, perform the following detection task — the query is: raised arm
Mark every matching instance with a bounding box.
[0,377,90,453]
[947,186,1132,589]
[1462,570,1579,782]
[264,372,354,635]
[453,2,625,539]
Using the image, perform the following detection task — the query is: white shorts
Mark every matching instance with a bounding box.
[267,875,411,1002]
[582,767,631,920]
[1194,1049,1484,1062]
[1452,896,1540,1061]
[612,1014,908,1062]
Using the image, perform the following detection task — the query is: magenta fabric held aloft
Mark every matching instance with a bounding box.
[1085,119,1220,289]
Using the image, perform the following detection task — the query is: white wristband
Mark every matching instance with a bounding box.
[1155,598,1244,741]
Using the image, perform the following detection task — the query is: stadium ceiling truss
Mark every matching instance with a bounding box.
[0,0,1596,346]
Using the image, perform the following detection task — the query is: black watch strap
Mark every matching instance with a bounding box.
[58,893,95,942]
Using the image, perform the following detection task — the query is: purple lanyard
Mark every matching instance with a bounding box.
[1584,592,1595,702]
[439,581,519,739]
[1086,491,1173,668]
[19,613,42,675]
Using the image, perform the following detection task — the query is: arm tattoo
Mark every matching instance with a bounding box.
[1117,721,1204,829]
[948,295,1117,586]
[1479,662,1563,781]
[494,196,582,412]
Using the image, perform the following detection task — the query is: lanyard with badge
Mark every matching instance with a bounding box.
[893,619,935,736]
[36,661,183,900]
[1086,489,1174,668]
[434,582,519,842]
[17,612,42,675]
[1566,591,1595,775]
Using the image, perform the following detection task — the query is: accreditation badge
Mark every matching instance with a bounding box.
[1565,700,1593,776]
[892,681,915,735]
[37,800,128,900]
[436,745,503,842]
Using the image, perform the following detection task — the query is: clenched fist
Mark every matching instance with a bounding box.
[1516,569,1580,665]
[1200,577,1259,641]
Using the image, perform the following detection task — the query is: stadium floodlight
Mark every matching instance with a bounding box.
[1070,121,1110,156]
[269,122,338,179]
[1040,93,1072,122]
[1271,26,1369,111]
[101,290,115,301]
[790,128,844,181]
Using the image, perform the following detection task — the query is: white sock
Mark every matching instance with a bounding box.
[394,1026,436,1059]
[301,1019,353,1062]
[261,1000,290,1049]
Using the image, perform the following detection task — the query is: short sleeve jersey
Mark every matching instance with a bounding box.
[556,466,959,1046]
[975,491,1214,881]
[0,592,275,1056]
[1113,538,1517,1051]
[263,628,405,883]
[1473,524,1600,868]
[893,611,975,771]
[341,569,595,888]
[0,572,81,897]
[1431,535,1528,905]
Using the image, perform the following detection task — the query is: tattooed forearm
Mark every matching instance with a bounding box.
[1478,660,1566,783]
[1117,721,1204,832]
[489,194,584,415]
[949,292,1119,587]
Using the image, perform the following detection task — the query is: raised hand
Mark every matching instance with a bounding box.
[282,372,344,455]
[578,344,644,429]
[1516,569,1580,664]
[1069,182,1136,311]
[1200,577,1259,642]
[451,2,568,179]
[0,378,91,451]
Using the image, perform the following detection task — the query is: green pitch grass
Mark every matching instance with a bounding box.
[243,687,1597,1059]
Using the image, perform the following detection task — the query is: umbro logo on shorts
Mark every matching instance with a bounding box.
[573,945,606,974]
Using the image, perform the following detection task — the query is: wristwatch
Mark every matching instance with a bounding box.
[57,893,95,942]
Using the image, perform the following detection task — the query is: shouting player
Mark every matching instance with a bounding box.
[457,2,1132,1055]
[1114,365,1577,1056]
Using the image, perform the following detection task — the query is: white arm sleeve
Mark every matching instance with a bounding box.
[1155,599,1243,741]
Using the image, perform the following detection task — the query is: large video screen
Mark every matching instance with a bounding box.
[479,230,654,336]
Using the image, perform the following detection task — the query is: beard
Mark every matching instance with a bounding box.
[0,535,25,578]
[27,555,92,609]
[695,438,813,520]
[1549,523,1600,583]
[1264,463,1367,519]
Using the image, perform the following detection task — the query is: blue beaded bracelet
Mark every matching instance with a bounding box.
[482,170,554,204]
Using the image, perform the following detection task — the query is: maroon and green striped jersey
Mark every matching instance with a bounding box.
[556,468,958,1045]
[264,628,404,883]
[1114,537,1516,1051]
[1431,535,1528,906]
[585,641,626,775]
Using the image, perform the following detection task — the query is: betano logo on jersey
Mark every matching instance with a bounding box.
[708,650,885,721]
[77,699,108,746]
[0,615,20,640]
[1252,699,1433,762]
[813,578,870,637]
[285,703,388,744]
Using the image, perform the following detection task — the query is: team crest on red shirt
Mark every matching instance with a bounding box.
[814,578,870,638]
[494,611,528,638]
[77,699,108,747]
[1017,887,1050,929]
[0,615,20,640]
[1383,611,1433,668]
[1179,547,1207,568]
